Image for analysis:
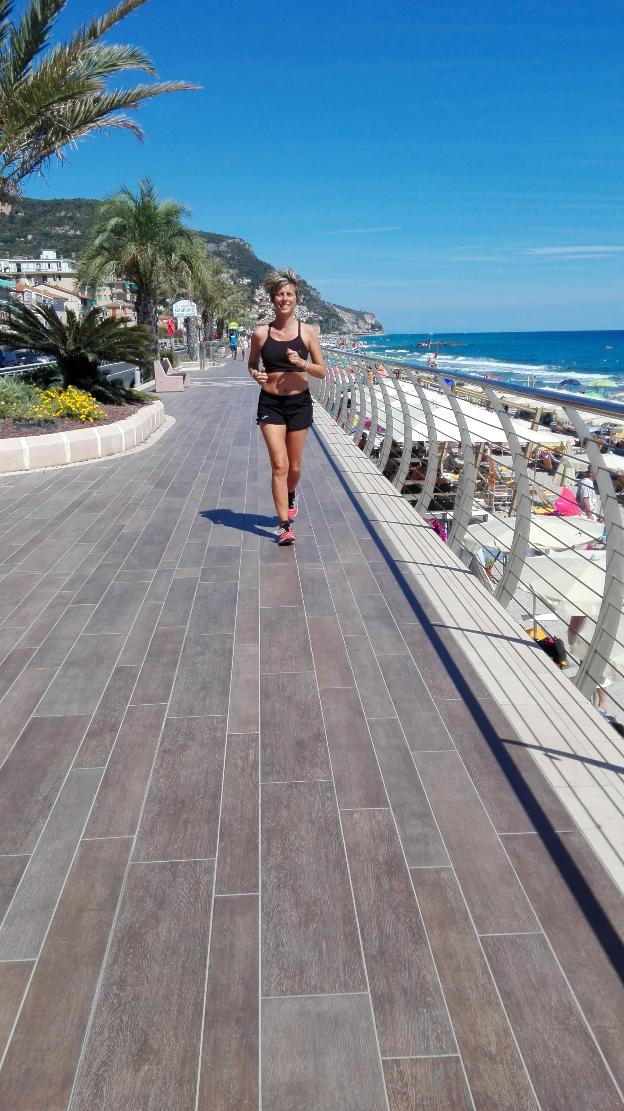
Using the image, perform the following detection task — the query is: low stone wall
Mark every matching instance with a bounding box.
[0,399,165,474]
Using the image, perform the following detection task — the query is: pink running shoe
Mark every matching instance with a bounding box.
[277,521,296,545]
[288,492,299,521]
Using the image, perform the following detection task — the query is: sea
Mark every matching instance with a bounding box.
[356,331,624,396]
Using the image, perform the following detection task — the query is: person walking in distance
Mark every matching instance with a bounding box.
[239,333,248,361]
[229,330,238,359]
[248,269,325,544]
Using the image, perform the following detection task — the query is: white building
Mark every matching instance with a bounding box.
[0,249,77,288]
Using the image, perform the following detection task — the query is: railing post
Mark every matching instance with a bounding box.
[388,368,413,491]
[483,387,532,609]
[338,362,352,429]
[374,367,395,473]
[439,377,478,554]
[362,362,380,459]
[563,406,624,699]
[402,368,439,514]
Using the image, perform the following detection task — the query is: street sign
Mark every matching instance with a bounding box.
[172,299,198,318]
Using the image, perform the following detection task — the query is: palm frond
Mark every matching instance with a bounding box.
[3,0,66,84]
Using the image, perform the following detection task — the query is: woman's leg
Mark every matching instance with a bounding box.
[260,422,289,522]
[285,427,309,496]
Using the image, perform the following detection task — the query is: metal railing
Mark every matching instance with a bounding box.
[310,349,624,721]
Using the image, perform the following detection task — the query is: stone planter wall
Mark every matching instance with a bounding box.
[0,399,165,474]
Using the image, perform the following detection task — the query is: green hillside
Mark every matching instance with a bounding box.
[0,198,381,333]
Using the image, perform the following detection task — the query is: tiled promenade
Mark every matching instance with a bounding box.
[0,362,623,1110]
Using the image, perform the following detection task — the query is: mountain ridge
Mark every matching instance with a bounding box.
[0,197,383,334]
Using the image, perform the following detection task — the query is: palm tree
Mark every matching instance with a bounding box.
[192,257,250,340]
[77,179,205,359]
[0,0,196,200]
[0,300,151,390]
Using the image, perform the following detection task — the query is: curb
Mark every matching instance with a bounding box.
[0,399,165,474]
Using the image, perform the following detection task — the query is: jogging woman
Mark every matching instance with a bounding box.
[248,269,326,544]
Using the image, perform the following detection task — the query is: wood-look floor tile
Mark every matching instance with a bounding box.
[320,687,386,808]
[198,894,258,1110]
[70,562,118,605]
[483,932,622,1111]
[343,633,396,717]
[130,625,185,705]
[342,808,454,1057]
[502,829,624,1091]
[260,672,330,783]
[414,750,537,933]
[73,665,138,767]
[0,667,57,763]
[168,631,234,716]
[323,561,366,635]
[308,614,354,688]
[84,580,149,636]
[297,562,334,615]
[189,580,238,633]
[0,962,32,1058]
[200,545,241,582]
[262,781,365,996]
[0,768,101,961]
[383,1057,473,1111]
[158,576,197,627]
[0,838,129,1111]
[34,634,124,717]
[0,854,29,920]
[86,704,166,839]
[0,647,36,700]
[260,606,313,673]
[228,642,259,734]
[215,733,258,895]
[369,717,449,866]
[29,604,96,668]
[117,601,161,666]
[133,716,226,862]
[442,698,576,834]
[376,653,453,752]
[260,559,302,607]
[262,993,387,1111]
[412,867,539,1110]
[70,859,213,1111]
[356,592,406,655]
[234,587,259,644]
[0,715,89,854]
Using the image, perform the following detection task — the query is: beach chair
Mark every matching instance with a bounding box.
[153,358,189,393]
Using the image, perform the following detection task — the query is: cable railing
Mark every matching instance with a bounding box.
[310,349,624,728]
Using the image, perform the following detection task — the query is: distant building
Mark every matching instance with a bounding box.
[0,249,77,288]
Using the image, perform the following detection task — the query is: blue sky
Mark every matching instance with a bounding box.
[26,0,624,332]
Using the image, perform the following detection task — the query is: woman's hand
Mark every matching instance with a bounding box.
[251,368,268,384]
[286,348,307,370]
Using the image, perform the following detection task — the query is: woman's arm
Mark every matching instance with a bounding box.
[287,324,326,379]
[248,327,268,384]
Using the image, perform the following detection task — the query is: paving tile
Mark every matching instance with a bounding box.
[323,561,366,635]
[0,646,36,700]
[0,667,57,763]
[0,768,101,961]
[234,587,259,644]
[86,703,166,839]
[260,606,313,673]
[262,993,387,1111]
[260,558,302,608]
[0,573,43,623]
[0,854,29,920]
[297,562,334,615]
[413,867,539,1111]
[84,579,149,637]
[502,829,624,1091]
[320,686,387,808]
[14,535,77,575]
[0,838,129,1111]
[369,717,449,866]
[308,614,354,688]
[189,579,238,633]
[442,697,576,834]
[35,634,124,718]
[341,559,380,594]
[0,962,32,1058]
[383,1058,473,1111]
[401,622,490,700]
[198,894,258,1110]
[130,625,185,705]
[133,716,226,863]
[0,629,30,664]
[215,732,258,895]
[483,932,622,1111]
[293,534,321,563]
[74,665,138,767]
[377,654,454,752]
[2,574,66,631]
[158,576,197,626]
[238,548,259,589]
[0,715,89,854]
[168,632,234,716]
[414,750,538,933]
[228,641,259,734]
[342,808,454,1057]
[117,602,163,666]
[342,632,396,717]
[262,781,365,996]
[260,672,330,783]
[70,860,213,1111]
[70,561,118,605]
[200,545,241,582]
[29,604,96,668]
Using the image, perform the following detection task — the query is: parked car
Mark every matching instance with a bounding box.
[0,349,19,367]
[13,349,53,365]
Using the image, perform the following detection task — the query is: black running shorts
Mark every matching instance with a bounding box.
[256,388,313,432]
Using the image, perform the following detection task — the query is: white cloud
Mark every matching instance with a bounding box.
[523,245,624,256]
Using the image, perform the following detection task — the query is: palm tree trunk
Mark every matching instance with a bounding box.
[135,285,158,380]
[185,316,199,360]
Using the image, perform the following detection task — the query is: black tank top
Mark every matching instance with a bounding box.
[261,319,308,372]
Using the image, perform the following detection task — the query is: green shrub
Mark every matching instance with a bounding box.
[0,377,39,419]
